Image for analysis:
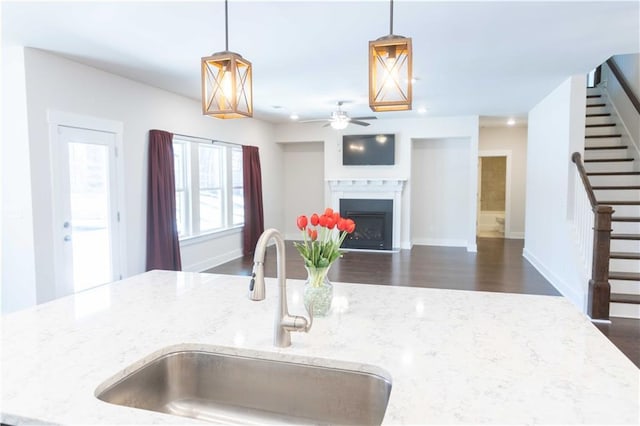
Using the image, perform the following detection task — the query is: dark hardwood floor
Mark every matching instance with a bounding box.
[206,238,639,368]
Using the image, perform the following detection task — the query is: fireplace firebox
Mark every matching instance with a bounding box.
[339,199,393,250]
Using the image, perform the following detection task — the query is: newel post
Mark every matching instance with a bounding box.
[588,205,613,320]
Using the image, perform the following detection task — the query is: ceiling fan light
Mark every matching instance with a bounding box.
[369,35,412,112]
[330,118,349,130]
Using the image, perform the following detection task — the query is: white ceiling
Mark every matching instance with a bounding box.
[2,1,639,124]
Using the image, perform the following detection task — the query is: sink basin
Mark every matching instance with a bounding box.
[96,346,392,424]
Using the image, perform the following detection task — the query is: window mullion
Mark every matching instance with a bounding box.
[190,142,200,236]
[224,147,232,228]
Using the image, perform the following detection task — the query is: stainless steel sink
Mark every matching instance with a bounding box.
[96,347,392,424]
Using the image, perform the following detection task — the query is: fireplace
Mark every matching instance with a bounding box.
[328,178,406,250]
[340,199,393,250]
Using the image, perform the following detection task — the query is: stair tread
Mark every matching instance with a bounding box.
[586,123,615,128]
[611,216,640,222]
[585,134,623,138]
[587,171,640,176]
[593,185,640,190]
[610,251,640,259]
[586,103,606,107]
[586,113,612,117]
[610,293,640,304]
[585,145,628,150]
[611,233,640,240]
[610,272,640,280]
[584,158,633,162]
[599,201,640,205]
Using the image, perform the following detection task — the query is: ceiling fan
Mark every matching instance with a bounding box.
[300,102,377,130]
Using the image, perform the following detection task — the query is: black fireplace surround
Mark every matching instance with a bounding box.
[339,199,393,250]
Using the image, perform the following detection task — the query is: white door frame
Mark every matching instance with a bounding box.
[48,110,126,297]
[478,150,512,238]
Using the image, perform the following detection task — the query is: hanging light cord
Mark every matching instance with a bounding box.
[389,0,394,35]
[224,0,229,51]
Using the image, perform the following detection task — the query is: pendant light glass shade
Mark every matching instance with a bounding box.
[202,51,253,118]
[369,36,412,112]
[369,0,413,112]
[201,0,253,119]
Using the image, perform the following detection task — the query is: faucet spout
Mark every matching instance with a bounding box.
[248,228,313,347]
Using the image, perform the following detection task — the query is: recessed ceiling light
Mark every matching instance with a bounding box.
[290,113,299,120]
[507,118,516,126]
[417,106,428,114]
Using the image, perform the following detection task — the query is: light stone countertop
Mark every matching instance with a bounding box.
[1,270,638,425]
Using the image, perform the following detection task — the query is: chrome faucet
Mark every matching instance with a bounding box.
[249,228,313,347]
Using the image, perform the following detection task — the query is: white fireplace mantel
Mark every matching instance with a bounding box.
[327,178,406,193]
[327,178,407,250]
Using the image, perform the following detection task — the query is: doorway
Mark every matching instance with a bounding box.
[477,154,509,238]
[52,124,123,294]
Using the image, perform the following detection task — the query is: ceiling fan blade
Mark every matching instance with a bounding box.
[350,120,371,126]
[351,116,377,120]
[298,118,330,123]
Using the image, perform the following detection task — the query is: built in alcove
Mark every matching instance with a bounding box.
[340,199,393,250]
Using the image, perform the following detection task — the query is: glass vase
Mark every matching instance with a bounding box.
[303,265,333,317]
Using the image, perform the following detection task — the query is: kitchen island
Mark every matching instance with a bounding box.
[1,270,638,424]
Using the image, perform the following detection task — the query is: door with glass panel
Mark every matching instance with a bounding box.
[54,126,121,294]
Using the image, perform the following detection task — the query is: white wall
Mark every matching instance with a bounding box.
[9,48,281,307]
[280,142,325,240]
[601,54,640,159]
[1,46,37,313]
[275,116,480,251]
[524,75,588,311]
[479,126,528,238]
[411,138,470,246]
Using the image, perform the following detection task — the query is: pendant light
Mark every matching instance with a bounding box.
[201,0,253,118]
[369,0,412,112]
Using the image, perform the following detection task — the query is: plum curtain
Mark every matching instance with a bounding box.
[242,145,264,256]
[146,129,182,271]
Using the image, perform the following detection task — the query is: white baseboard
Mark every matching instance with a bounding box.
[522,248,584,310]
[412,238,468,248]
[506,231,524,239]
[478,224,500,232]
[183,249,243,273]
[284,232,300,241]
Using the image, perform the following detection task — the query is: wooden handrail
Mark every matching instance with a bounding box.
[571,152,598,208]
[606,58,640,115]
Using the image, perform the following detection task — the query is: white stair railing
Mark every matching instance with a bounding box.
[571,152,613,320]
[572,165,595,278]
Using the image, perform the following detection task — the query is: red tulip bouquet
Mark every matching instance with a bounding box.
[293,208,356,316]
[294,208,356,270]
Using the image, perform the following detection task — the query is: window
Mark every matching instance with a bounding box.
[173,136,243,239]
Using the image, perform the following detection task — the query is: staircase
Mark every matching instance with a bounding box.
[583,87,640,319]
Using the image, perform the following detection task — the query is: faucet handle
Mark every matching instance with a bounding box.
[289,303,313,333]
[303,303,313,332]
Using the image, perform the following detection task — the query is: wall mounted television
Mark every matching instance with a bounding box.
[342,134,395,166]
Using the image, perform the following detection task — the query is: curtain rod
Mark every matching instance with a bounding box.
[173,132,241,147]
